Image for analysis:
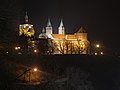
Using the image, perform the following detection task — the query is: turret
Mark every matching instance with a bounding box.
[46,18,53,38]
[39,28,47,38]
[58,19,65,34]
[19,12,35,37]
[25,12,28,23]
[75,26,87,40]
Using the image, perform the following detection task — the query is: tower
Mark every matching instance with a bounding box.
[75,26,87,40]
[25,12,28,23]
[58,19,65,34]
[19,12,35,37]
[74,26,90,54]
[18,12,35,52]
[46,18,53,38]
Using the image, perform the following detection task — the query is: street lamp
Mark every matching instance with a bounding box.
[100,52,103,55]
[29,67,38,82]
[15,47,18,50]
[15,67,38,82]
[34,49,37,53]
[15,46,21,50]
[33,68,37,72]
[96,44,100,48]
[95,52,97,55]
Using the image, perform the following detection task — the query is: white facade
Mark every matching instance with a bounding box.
[58,19,65,34]
[46,19,53,38]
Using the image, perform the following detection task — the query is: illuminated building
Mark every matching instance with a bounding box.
[51,27,90,54]
[39,19,90,54]
[18,12,35,53]
[18,13,90,54]
[19,12,35,37]
[58,19,65,34]
[45,18,53,38]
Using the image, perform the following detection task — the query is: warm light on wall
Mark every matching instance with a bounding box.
[19,24,35,37]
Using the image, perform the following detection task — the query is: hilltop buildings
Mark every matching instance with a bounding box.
[19,13,90,55]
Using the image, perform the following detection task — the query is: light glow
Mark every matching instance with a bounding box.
[100,52,103,55]
[96,44,100,48]
[95,53,97,55]
[34,49,37,53]
[15,46,21,50]
[33,68,37,72]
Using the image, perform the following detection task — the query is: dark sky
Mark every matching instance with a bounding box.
[0,0,120,55]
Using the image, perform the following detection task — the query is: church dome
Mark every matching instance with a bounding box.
[39,33,47,38]
[38,28,47,38]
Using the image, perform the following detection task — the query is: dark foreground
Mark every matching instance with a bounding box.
[0,54,120,90]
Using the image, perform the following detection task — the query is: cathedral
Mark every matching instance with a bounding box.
[19,13,90,54]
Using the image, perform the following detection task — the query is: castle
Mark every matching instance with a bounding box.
[19,13,90,54]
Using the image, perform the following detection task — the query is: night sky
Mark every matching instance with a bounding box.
[0,0,120,55]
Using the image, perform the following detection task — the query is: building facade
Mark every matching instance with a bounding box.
[19,12,35,37]
[19,13,90,54]
[39,19,90,54]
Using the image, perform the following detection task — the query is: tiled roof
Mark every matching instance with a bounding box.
[65,35,77,39]
[51,34,77,40]
[51,34,65,39]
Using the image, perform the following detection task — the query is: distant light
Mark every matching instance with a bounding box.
[33,68,37,72]
[95,53,97,55]
[100,52,103,55]
[96,44,100,48]
[6,51,9,54]
[17,47,21,49]
[34,49,37,53]
[15,46,21,50]
[15,47,18,50]
[18,52,22,54]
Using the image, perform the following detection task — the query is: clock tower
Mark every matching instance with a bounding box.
[18,12,35,53]
[19,12,35,38]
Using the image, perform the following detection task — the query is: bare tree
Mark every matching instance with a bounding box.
[76,39,90,54]
[53,39,75,54]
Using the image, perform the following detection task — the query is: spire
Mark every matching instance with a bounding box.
[59,19,64,27]
[46,18,53,38]
[47,18,51,27]
[25,11,28,23]
[58,19,65,34]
